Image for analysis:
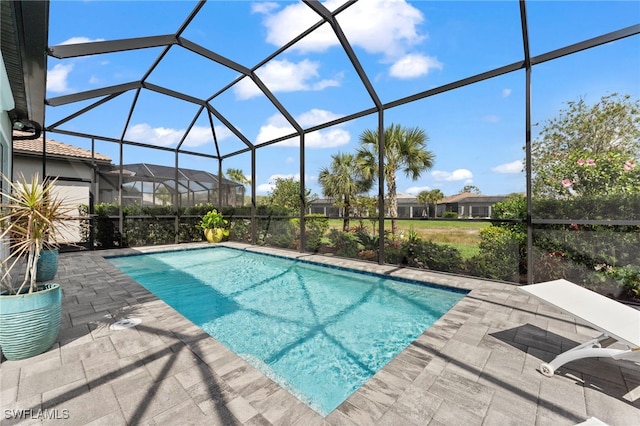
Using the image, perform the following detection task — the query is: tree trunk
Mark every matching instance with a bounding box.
[387,174,398,236]
[343,196,350,232]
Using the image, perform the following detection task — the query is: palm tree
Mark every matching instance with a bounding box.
[357,124,435,235]
[318,153,371,231]
[226,168,251,206]
[226,168,251,186]
[416,190,430,217]
[416,189,444,218]
[427,189,444,218]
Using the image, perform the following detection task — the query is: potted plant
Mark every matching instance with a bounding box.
[0,173,72,360]
[196,209,229,243]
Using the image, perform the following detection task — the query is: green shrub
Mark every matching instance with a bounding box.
[604,264,640,300]
[327,229,360,258]
[178,219,203,243]
[404,239,464,273]
[304,214,329,252]
[443,211,458,219]
[263,218,297,248]
[229,218,251,242]
[355,229,379,250]
[533,193,640,221]
[94,203,122,248]
[384,239,407,265]
[468,226,524,281]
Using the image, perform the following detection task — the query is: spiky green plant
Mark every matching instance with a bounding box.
[1,173,73,295]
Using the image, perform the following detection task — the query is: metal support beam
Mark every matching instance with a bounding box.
[48,35,177,58]
[521,0,533,285]
[47,81,141,106]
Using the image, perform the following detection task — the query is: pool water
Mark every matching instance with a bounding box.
[108,247,466,415]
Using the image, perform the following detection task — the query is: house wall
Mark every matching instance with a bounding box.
[0,113,10,188]
[457,203,493,218]
[13,155,95,181]
[1,51,14,263]
[50,183,91,244]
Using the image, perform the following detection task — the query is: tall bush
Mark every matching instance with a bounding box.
[304,214,329,252]
[404,239,463,273]
[327,229,360,258]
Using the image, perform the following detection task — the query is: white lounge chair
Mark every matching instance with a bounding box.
[518,279,640,377]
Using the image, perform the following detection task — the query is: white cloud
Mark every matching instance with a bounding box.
[256,2,336,52]
[405,185,431,195]
[126,123,182,147]
[296,108,343,127]
[183,125,232,147]
[285,157,296,164]
[251,1,436,87]
[256,110,350,148]
[47,63,74,93]
[502,88,512,98]
[492,160,523,174]
[125,124,231,147]
[251,2,279,15]
[256,182,275,194]
[59,36,105,45]
[255,0,426,60]
[255,114,295,143]
[48,37,107,93]
[432,169,473,182]
[303,128,350,148]
[233,59,341,100]
[389,54,442,79]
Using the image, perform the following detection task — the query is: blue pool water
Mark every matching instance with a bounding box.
[108,247,466,415]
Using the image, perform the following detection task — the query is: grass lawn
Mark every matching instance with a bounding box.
[327,218,489,259]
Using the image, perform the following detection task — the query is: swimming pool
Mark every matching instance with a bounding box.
[108,247,467,415]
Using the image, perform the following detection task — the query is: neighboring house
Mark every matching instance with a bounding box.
[308,191,510,219]
[437,192,509,218]
[13,136,245,208]
[308,198,341,217]
[309,192,430,219]
[396,192,430,218]
[12,136,114,244]
[12,135,113,181]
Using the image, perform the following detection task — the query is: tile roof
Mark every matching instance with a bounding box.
[439,192,507,204]
[12,134,112,162]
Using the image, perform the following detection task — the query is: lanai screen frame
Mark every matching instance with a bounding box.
[41,0,640,283]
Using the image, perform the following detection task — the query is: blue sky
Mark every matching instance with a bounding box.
[45,0,640,198]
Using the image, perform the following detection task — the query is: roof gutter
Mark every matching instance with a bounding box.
[1,0,49,140]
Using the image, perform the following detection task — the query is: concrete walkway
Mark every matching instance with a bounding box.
[1,242,638,425]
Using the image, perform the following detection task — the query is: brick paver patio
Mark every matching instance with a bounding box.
[1,242,638,425]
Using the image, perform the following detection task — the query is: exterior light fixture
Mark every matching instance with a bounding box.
[11,118,42,140]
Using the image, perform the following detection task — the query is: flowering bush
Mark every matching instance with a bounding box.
[557,151,639,198]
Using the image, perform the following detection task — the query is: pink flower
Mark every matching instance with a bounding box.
[577,159,585,166]
[585,159,596,166]
[562,179,572,187]
[624,160,636,171]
